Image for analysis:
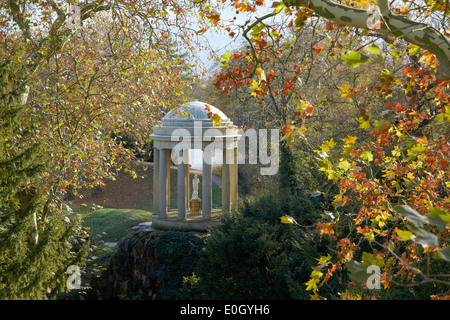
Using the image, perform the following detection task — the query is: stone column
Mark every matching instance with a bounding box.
[222,149,231,213]
[166,150,171,212]
[230,147,238,210]
[152,148,160,216]
[158,148,168,219]
[185,151,190,211]
[177,149,188,220]
[202,149,212,220]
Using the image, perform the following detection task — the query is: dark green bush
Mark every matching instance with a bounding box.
[154,231,206,300]
[183,188,343,300]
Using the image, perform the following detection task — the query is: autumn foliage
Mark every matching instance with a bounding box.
[311,61,450,299]
[1,0,449,300]
[214,0,449,299]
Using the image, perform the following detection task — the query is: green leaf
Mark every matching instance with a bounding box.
[296,99,306,110]
[429,206,450,223]
[374,53,385,63]
[366,45,380,54]
[408,44,420,56]
[272,1,287,13]
[361,252,383,268]
[337,159,351,172]
[395,205,450,232]
[280,130,293,145]
[250,23,265,40]
[346,260,369,283]
[341,50,369,67]
[380,68,391,78]
[427,206,450,232]
[396,229,413,240]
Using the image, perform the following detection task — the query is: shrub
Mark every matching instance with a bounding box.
[185,188,343,300]
[154,231,206,300]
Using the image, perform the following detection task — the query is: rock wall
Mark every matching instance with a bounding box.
[94,225,206,300]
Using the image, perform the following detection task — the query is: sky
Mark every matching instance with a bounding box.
[194,1,278,72]
[185,1,278,169]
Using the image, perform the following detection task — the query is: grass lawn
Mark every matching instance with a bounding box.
[82,208,153,242]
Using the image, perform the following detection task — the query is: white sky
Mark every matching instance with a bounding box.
[195,1,278,72]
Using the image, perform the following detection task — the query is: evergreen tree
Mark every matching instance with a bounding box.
[0,60,89,299]
[279,139,299,194]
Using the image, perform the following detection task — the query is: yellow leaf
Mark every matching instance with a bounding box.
[211,113,222,127]
[342,135,357,144]
[361,150,373,162]
[320,138,336,153]
[280,215,297,224]
[338,84,353,99]
[249,79,261,96]
[304,278,319,292]
[297,126,308,135]
[332,194,343,206]
[255,67,266,81]
[316,254,332,265]
[310,270,324,279]
[357,114,372,129]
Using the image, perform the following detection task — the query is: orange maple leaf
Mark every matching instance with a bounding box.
[314,46,324,54]
[305,104,314,116]
[418,51,436,65]
[282,123,294,136]
[207,13,221,25]
[317,222,335,235]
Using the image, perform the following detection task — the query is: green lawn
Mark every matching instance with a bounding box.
[82,208,153,242]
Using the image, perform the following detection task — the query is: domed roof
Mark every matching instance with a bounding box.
[163,101,229,121]
[151,100,240,150]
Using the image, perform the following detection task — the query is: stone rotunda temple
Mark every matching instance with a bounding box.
[149,101,241,231]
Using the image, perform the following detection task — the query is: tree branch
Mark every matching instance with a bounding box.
[7,0,37,49]
[376,0,450,80]
[291,0,450,80]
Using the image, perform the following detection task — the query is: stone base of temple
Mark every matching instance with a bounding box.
[151,209,222,232]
